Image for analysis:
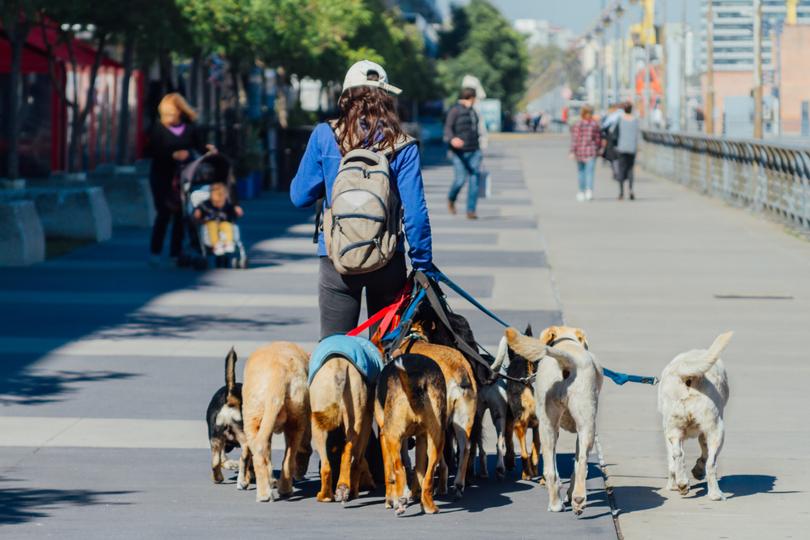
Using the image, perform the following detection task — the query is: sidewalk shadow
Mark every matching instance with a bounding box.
[611,485,667,514]
[703,474,795,499]
[0,370,138,406]
[0,477,133,526]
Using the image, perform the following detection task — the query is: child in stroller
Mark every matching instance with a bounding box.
[181,153,248,269]
[193,181,242,256]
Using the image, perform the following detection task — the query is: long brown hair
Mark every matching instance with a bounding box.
[335,86,405,155]
[159,93,198,126]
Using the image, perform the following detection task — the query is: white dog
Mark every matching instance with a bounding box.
[499,325,603,515]
[658,331,733,501]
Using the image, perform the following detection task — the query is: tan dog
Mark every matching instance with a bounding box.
[658,332,733,501]
[490,325,540,481]
[310,355,374,503]
[239,342,311,502]
[375,354,447,515]
[502,326,603,515]
[402,327,478,498]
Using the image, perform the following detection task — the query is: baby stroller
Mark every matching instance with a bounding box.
[179,153,248,270]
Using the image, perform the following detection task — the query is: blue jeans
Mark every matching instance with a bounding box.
[576,158,596,192]
[448,150,482,213]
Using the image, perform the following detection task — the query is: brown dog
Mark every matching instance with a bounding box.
[310,355,374,503]
[239,342,311,502]
[375,354,447,515]
[400,323,477,498]
[491,325,540,481]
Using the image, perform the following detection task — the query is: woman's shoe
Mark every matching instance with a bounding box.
[585,189,593,201]
[629,192,635,201]
[576,191,585,202]
[447,200,457,215]
[618,193,624,200]
[466,212,478,220]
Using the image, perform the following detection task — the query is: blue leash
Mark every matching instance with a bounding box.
[434,270,658,386]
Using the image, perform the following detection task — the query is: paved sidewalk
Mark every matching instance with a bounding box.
[0,144,614,538]
[513,133,810,539]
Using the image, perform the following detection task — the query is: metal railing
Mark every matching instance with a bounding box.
[638,129,810,231]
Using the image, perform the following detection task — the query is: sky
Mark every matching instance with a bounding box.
[438,0,703,35]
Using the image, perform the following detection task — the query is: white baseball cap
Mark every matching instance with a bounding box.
[342,60,402,95]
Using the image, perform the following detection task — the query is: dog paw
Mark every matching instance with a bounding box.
[335,483,350,504]
[256,492,271,503]
[395,497,408,516]
[495,467,505,481]
[678,483,690,496]
[269,487,281,501]
[451,483,464,500]
[708,490,727,502]
[538,476,546,486]
[316,492,333,502]
[223,459,239,470]
[666,479,678,492]
[691,465,706,481]
[384,496,393,509]
[212,470,224,484]
[547,499,564,512]
[572,496,586,516]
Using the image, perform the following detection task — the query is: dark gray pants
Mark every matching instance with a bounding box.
[318,252,407,339]
[616,152,636,195]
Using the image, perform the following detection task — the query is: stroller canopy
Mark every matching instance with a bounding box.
[181,153,232,190]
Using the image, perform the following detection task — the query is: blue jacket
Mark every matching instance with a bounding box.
[290,122,433,271]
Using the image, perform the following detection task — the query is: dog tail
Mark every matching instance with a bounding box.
[544,345,579,372]
[676,331,734,377]
[225,347,238,397]
[393,356,418,404]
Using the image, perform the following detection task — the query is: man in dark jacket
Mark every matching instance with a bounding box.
[444,87,481,219]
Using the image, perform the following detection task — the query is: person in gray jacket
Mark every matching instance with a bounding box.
[615,102,640,200]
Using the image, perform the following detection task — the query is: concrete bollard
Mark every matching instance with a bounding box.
[0,200,46,266]
[17,187,113,242]
[89,165,156,228]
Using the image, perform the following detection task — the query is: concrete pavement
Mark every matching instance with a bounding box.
[0,143,614,538]
[512,133,810,539]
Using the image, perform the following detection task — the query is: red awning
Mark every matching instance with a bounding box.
[0,19,121,74]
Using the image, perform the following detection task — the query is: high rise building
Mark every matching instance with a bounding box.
[701,0,810,72]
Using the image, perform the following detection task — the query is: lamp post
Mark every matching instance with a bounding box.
[706,0,715,135]
[614,5,624,103]
[753,0,763,139]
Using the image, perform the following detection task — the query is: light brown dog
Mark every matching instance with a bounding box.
[310,355,374,503]
[239,342,311,502]
[375,354,447,515]
[491,325,540,481]
[401,324,477,498]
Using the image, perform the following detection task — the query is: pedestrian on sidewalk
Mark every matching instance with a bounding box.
[444,87,482,219]
[615,102,640,200]
[568,104,602,201]
[601,102,623,182]
[290,60,434,339]
[147,93,216,267]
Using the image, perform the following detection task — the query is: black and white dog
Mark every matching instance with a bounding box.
[206,348,249,483]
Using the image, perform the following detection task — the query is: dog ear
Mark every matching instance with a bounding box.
[524,323,533,337]
[539,326,557,345]
[575,328,589,349]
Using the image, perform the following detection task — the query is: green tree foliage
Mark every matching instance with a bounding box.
[438,0,528,113]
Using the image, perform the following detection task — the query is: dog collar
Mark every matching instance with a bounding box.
[548,336,588,350]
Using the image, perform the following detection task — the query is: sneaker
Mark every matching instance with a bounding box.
[629,192,636,201]
[213,243,225,256]
[576,191,585,202]
[447,200,457,215]
[466,212,478,220]
[585,189,593,201]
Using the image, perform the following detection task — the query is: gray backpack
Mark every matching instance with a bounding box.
[322,127,415,275]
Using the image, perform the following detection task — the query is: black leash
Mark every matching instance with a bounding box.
[412,272,534,387]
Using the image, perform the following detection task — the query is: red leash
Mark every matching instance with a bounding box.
[347,283,412,344]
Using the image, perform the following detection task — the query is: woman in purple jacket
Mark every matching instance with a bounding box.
[290,60,434,339]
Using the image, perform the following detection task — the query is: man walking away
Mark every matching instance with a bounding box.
[568,105,602,201]
[615,102,640,200]
[445,87,481,220]
[601,102,623,182]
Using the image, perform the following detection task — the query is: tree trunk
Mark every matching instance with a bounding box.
[5,20,29,179]
[189,51,201,107]
[116,32,135,165]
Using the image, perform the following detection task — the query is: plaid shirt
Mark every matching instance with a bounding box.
[570,119,602,161]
